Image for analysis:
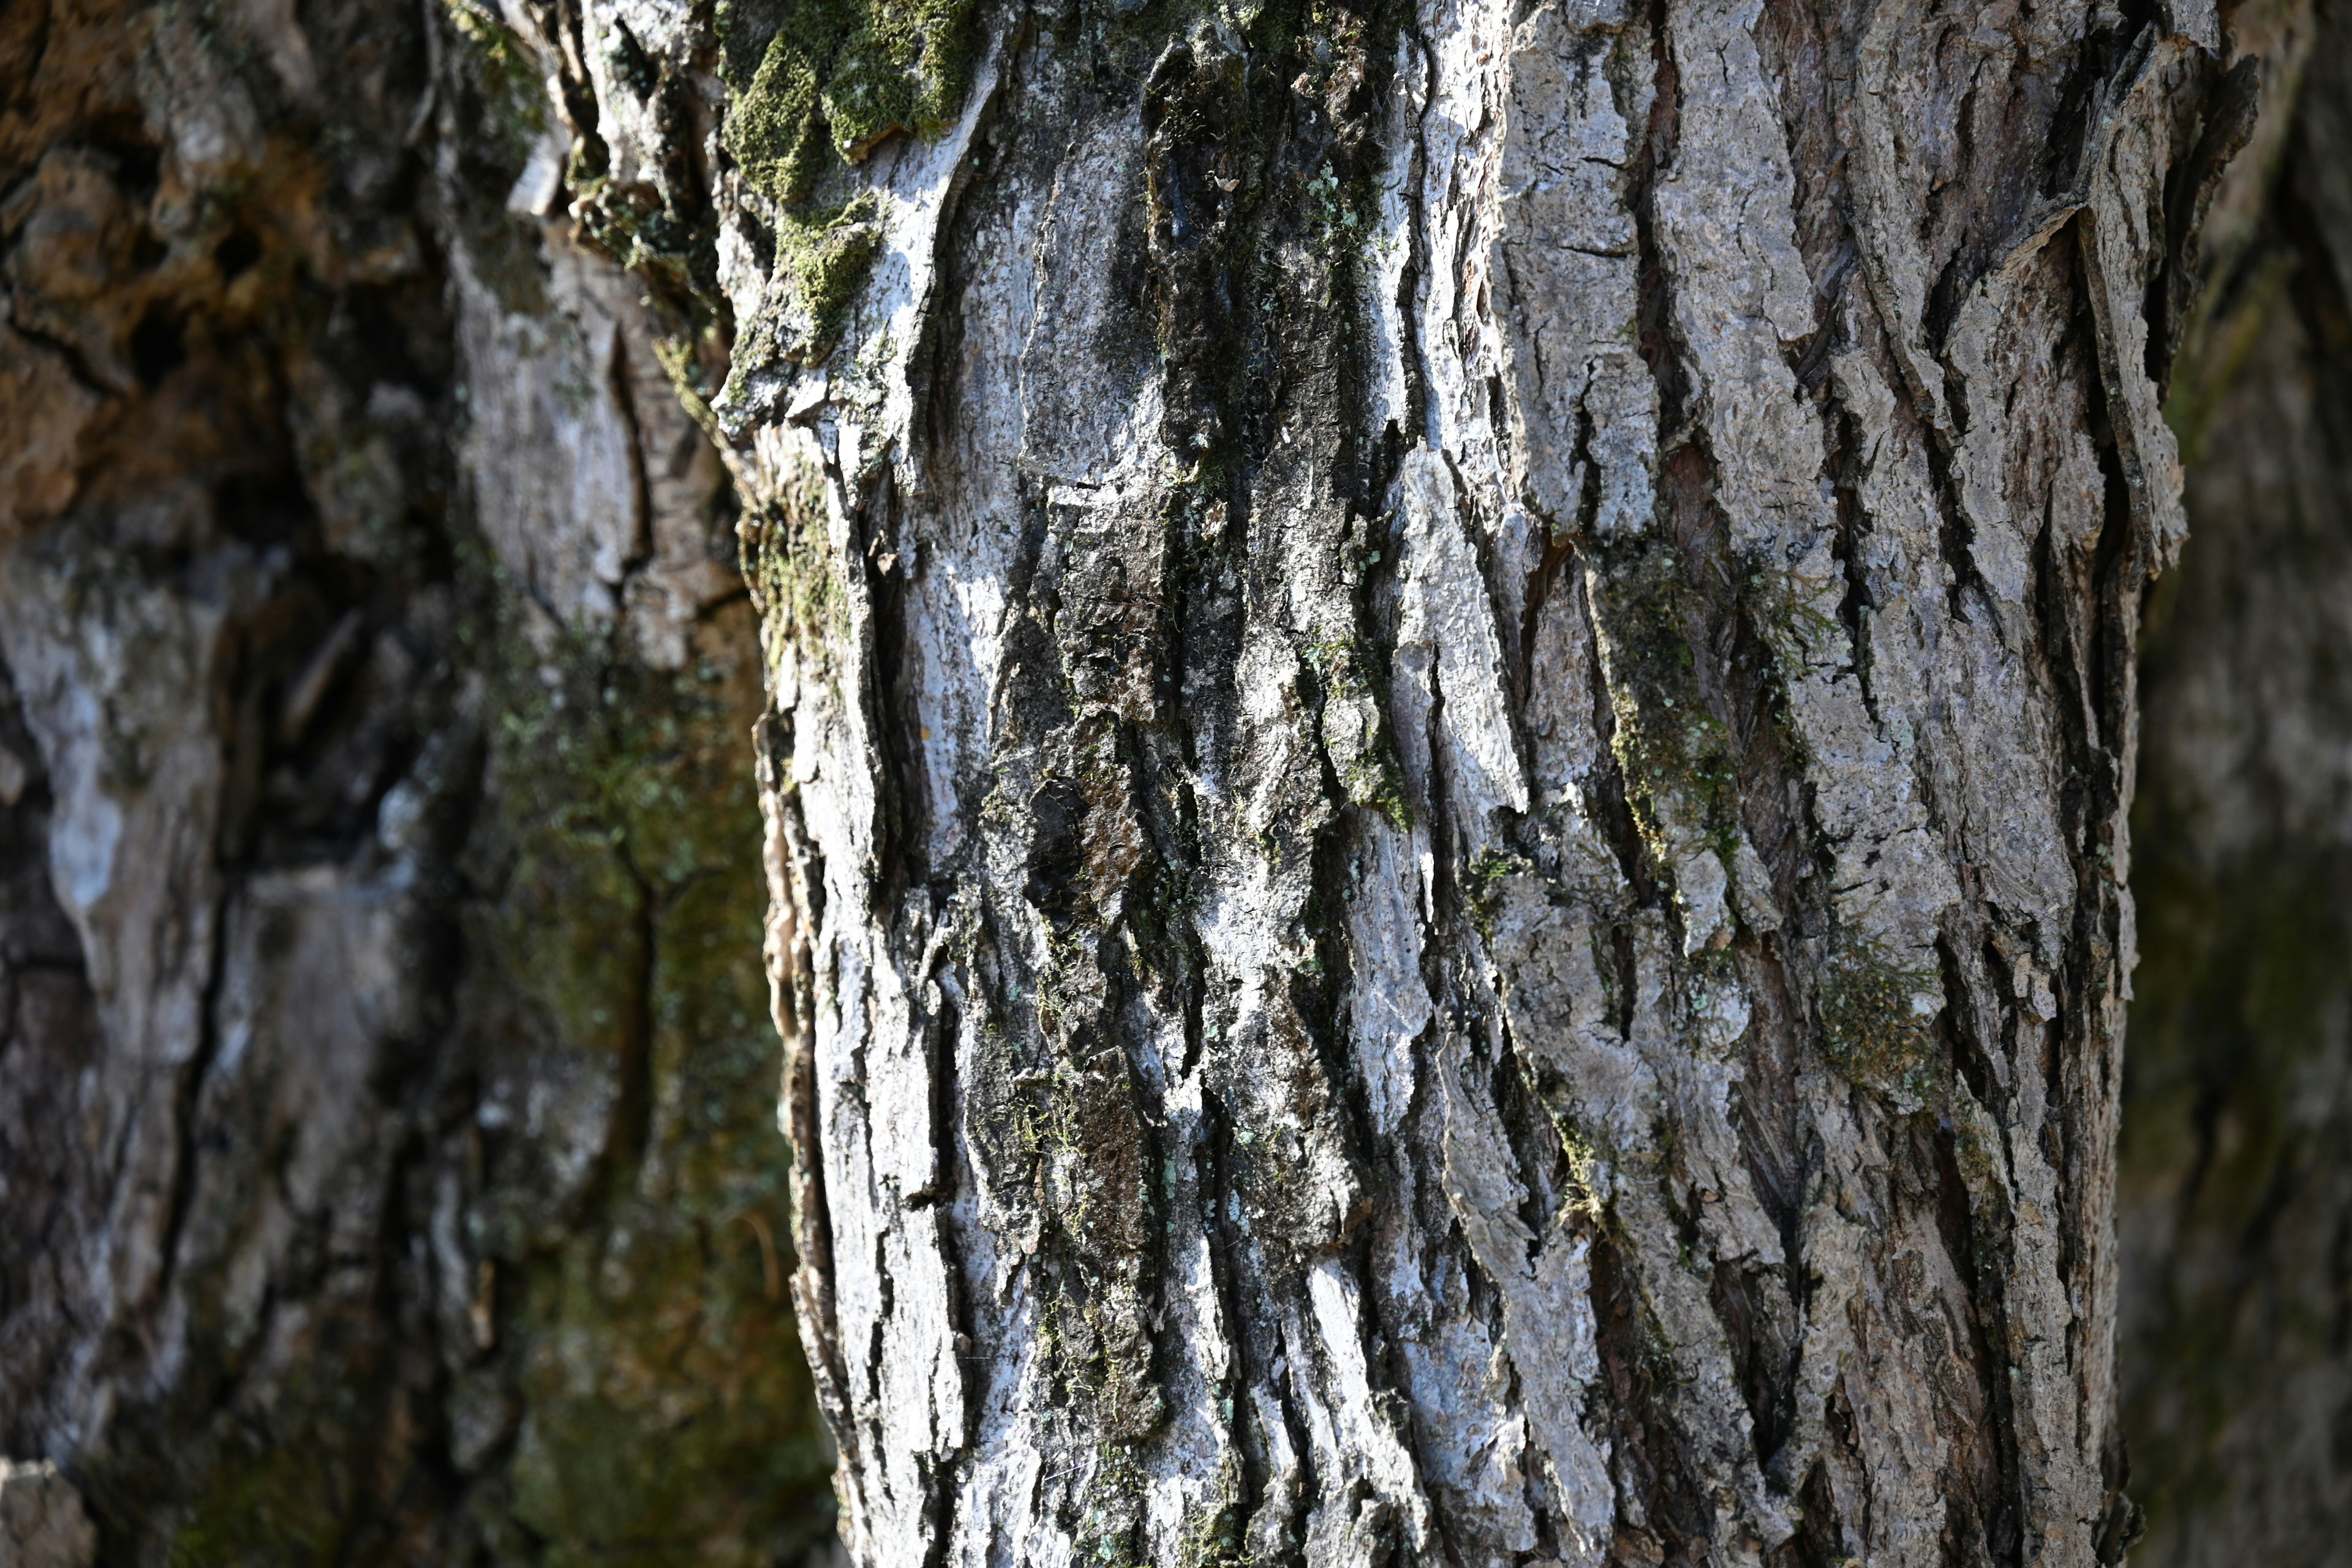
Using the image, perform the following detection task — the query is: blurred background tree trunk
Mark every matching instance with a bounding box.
[2118,1,2352,1562]
[0,0,834,1562]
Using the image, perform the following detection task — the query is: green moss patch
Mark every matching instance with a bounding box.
[712,0,977,366]
[1817,931,1942,1108]
[710,0,978,364]
[718,0,978,206]
[780,190,889,363]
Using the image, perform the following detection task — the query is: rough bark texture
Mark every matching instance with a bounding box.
[498,0,2252,1564]
[0,0,832,1561]
[1,1463,97,1567]
[2115,0,2352,1561]
[0,0,2290,1561]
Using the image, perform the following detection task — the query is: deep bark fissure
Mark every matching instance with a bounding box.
[715,0,2223,1550]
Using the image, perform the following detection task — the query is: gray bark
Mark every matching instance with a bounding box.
[0,0,2286,1561]
[0,0,831,1561]
[1,1464,95,1568]
[511,1,2253,1564]
[2116,0,2352,1560]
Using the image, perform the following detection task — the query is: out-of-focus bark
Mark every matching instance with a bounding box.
[1,1463,95,1567]
[0,0,831,1562]
[2118,2,2352,1561]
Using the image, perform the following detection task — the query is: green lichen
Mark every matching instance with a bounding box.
[1173,1457,1248,1568]
[553,21,725,326]
[712,0,976,364]
[718,0,978,204]
[651,330,726,437]
[1555,1118,1619,1228]
[1073,1441,1151,1567]
[1302,157,1372,306]
[1817,931,1942,1108]
[728,37,829,206]
[1743,563,1844,693]
[1466,846,1516,939]
[712,189,891,390]
[1591,548,1740,869]
[738,440,850,690]
[976,925,1165,1449]
[1300,629,1411,829]
[970,918,1174,1458]
[778,190,890,362]
[570,172,706,304]
[1036,1112,1166,1446]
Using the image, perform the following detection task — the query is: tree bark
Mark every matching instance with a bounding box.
[0,0,2273,1563]
[0,1,831,1562]
[524,1,2251,1564]
[2116,1,2352,1561]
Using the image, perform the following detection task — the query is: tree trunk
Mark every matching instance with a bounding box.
[0,0,2271,1563]
[0,1,831,1562]
[540,1,2249,1564]
[2116,0,2352,1561]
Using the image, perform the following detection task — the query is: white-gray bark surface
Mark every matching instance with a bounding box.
[504,0,2257,1562]
[0,1462,95,1568]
